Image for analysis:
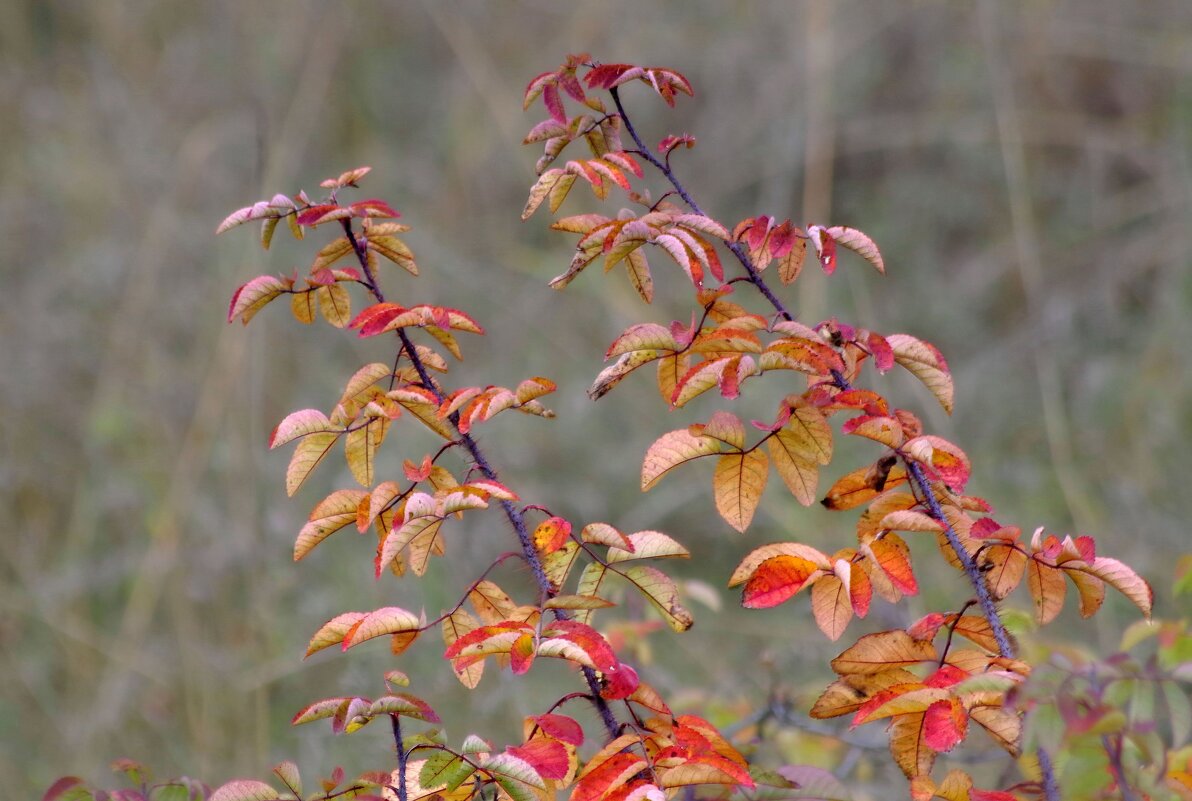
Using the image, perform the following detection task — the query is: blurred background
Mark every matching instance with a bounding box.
[2,1,1189,797]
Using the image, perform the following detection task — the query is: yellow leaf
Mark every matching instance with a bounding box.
[305,611,367,658]
[889,712,935,779]
[825,225,885,274]
[1082,556,1153,618]
[886,334,954,415]
[811,575,852,641]
[345,416,389,486]
[294,489,367,560]
[622,564,693,632]
[1026,557,1067,624]
[343,606,422,649]
[291,291,316,324]
[713,450,768,532]
[641,429,720,491]
[286,432,339,496]
[316,283,352,328]
[767,433,819,506]
[830,630,937,675]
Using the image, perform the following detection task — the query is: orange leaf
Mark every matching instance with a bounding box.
[741,555,821,609]
[1026,556,1067,624]
[573,753,648,801]
[889,712,935,779]
[886,334,953,415]
[533,516,572,555]
[903,435,971,492]
[868,534,918,596]
[822,458,906,511]
[713,450,769,532]
[343,606,423,650]
[1081,556,1153,618]
[811,575,853,641]
[980,543,1027,601]
[831,630,937,675]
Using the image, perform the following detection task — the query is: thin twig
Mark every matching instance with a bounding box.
[339,219,621,740]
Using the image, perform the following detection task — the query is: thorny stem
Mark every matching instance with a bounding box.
[904,459,1015,659]
[1038,745,1066,801]
[611,86,1064,796]
[391,714,408,801]
[339,219,621,741]
[612,93,1017,660]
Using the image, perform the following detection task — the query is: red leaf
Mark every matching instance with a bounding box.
[509,740,570,781]
[741,555,821,609]
[600,663,640,700]
[532,714,584,746]
[510,632,536,675]
[297,204,339,226]
[923,699,968,753]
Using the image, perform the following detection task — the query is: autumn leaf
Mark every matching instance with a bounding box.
[741,554,822,609]
[342,606,423,650]
[1026,556,1067,624]
[713,449,768,532]
[886,334,954,414]
[831,630,937,675]
[641,428,720,491]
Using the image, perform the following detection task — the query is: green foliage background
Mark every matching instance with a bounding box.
[2,1,1189,797]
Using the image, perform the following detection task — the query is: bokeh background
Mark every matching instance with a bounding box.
[3,1,1189,797]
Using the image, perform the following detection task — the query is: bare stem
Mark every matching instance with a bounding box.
[391,714,408,801]
[339,219,621,740]
[609,88,794,321]
[1038,744,1062,801]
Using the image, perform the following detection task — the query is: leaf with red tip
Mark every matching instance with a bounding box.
[509,739,570,781]
[369,692,440,723]
[531,714,584,746]
[826,226,885,274]
[886,334,953,414]
[229,275,289,324]
[741,555,822,609]
[41,777,88,801]
[532,516,572,555]
[342,606,422,650]
[903,435,971,492]
[1081,556,1153,618]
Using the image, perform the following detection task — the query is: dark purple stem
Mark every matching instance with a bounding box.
[391,715,408,801]
[339,220,620,740]
[609,87,794,321]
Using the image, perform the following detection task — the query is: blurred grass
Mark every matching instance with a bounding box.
[1,1,1189,797]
